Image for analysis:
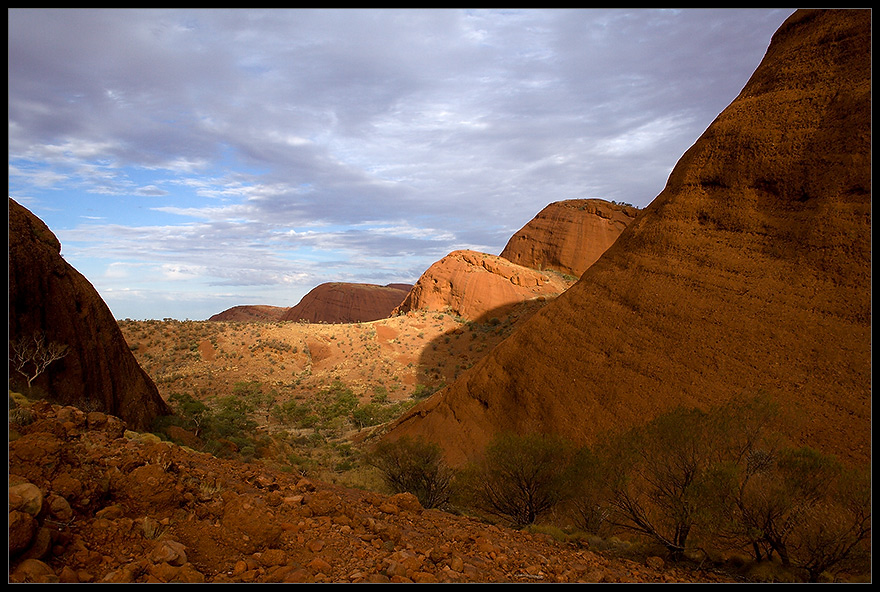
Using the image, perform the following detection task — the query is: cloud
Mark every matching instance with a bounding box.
[8,8,795,319]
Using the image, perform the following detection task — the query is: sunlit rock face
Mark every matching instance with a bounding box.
[500,198,639,279]
[385,9,871,468]
[393,250,575,321]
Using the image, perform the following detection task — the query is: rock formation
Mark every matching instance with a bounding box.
[280,283,412,324]
[8,198,171,430]
[386,9,871,468]
[500,199,639,278]
[393,250,575,321]
[208,305,291,322]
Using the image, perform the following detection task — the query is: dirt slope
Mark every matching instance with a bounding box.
[385,9,872,468]
[500,199,639,278]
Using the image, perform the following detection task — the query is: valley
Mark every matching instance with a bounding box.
[116,298,554,481]
[8,9,871,584]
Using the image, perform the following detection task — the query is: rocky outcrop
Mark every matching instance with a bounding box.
[500,199,639,278]
[8,199,171,430]
[386,10,871,468]
[8,401,735,583]
[280,283,412,324]
[394,250,576,320]
[208,305,291,322]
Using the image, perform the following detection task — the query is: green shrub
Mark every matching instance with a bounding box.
[459,432,587,528]
[366,435,455,509]
[212,395,257,437]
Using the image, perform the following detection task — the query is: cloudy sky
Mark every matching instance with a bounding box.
[8,8,795,320]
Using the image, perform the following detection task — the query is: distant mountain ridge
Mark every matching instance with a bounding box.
[210,197,635,323]
[208,305,292,322]
[280,282,412,324]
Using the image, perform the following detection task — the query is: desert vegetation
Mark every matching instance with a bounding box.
[9,332,70,390]
[366,395,871,583]
[115,314,519,483]
[108,316,875,583]
[10,303,870,584]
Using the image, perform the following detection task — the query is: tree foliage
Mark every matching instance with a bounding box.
[595,406,712,558]
[461,432,587,528]
[366,435,455,509]
[582,394,871,581]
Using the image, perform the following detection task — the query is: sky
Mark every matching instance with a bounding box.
[8,8,796,321]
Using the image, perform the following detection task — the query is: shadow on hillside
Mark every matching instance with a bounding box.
[411,296,559,398]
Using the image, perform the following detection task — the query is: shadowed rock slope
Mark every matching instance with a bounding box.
[280,282,412,324]
[500,199,639,278]
[393,250,576,321]
[385,9,871,468]
[8,199,171,431]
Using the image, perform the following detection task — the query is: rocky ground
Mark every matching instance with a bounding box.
[9,399,739,583]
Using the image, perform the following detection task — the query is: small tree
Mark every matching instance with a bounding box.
[598,406,712,558]
[367,435,455,509]
[168,392,211,437]
[462,432,585,528]
[10,332,69,390]
[233,380,275,424]
[568,447,613,535]
[691,393,786,561]
[271,399,315,427]
[789,465,871,582]
[725,446,871,580]
[212,395,257,438]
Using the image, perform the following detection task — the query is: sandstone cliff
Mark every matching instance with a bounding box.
[500,199,639,278]
[386,9,872,468]
[393,250,575,320]
[280,283,411,324]
[8,198,171,430]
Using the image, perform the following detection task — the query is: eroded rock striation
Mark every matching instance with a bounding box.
[393,250,575,321]
[386,9,872,468]
[500,199,639,278]
[8,198,171,430]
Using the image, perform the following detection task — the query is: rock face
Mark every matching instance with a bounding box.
[386,10,871,468]
[8,198,171,430]
[280,283,412,324]
[208,305,291,322]
[500,199,639,278]
[394,250,576,320]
